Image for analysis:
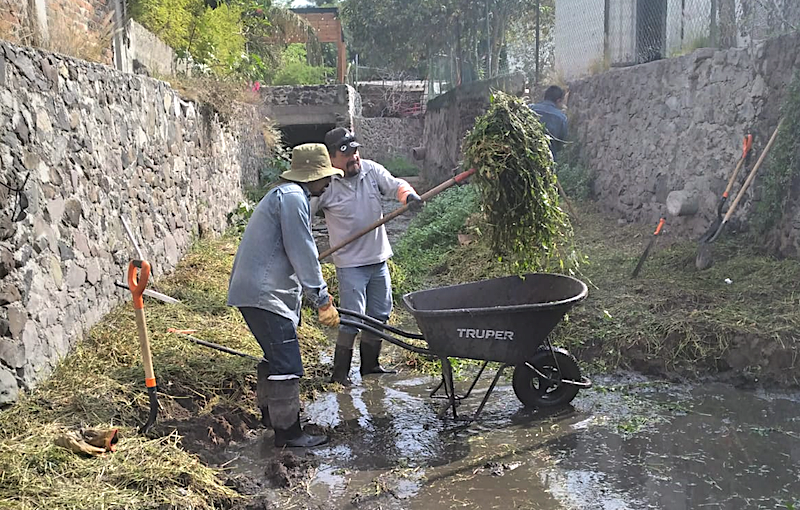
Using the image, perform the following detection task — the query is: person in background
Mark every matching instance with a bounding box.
[315,127,422,386]
[530,85,569,161]
[228,143,342,448]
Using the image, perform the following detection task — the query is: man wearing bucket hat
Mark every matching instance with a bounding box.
[228,143,342,448]
[315,127,422,386]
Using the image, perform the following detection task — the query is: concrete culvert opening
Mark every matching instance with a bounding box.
[280,124,337,148]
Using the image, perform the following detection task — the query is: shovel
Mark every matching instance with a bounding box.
[127,260,159,434]
[631,217,666,278]
[318,167,477,260]
[698,134,753,244]
[696,119,784,270]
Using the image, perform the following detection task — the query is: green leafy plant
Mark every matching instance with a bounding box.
[462,90,574,273]
[754,71,800,235]
[556,161,594,201]
[227,200,255,233]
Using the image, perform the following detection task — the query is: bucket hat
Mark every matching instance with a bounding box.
[280,143,344,183]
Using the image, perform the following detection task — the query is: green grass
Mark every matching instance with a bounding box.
[382,156,421,177]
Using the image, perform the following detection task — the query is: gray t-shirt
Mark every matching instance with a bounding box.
[314,160,410,268]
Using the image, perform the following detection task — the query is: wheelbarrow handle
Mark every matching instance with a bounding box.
[339,318,432,356]
[338,308,425,340]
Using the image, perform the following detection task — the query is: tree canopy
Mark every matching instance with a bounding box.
[340,0,543,80]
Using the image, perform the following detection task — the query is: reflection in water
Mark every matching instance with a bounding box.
[225,370,800,510]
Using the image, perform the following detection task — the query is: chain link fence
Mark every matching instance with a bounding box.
[554,0,800,81]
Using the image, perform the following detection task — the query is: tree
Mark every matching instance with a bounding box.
[340,0,537,80]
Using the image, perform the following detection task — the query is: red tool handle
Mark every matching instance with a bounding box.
[654,218,666,236]
[127,260,151,310]
[742,134,753,159]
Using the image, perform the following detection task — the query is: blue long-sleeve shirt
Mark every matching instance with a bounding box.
[530,100,568,161]
[227,182,330,325]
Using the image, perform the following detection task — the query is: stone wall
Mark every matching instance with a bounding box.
[353,117,423,168]
[259,84,361,128]
[0,40,265,403]
[420,74,525,184]
[568,32,800,256]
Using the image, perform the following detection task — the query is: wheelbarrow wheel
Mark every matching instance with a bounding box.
[513,346,580,408]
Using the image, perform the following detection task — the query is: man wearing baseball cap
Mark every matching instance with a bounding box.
[316,127,422,386]
[228,143,342,448]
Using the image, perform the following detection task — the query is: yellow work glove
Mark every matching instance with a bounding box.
[318,296,340,327]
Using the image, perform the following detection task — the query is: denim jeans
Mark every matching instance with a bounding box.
[336,262,393,334]
[239,307,303,379]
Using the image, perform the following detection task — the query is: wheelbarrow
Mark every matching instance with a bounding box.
[338,273,591,420]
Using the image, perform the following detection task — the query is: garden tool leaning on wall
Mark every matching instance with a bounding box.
[631,217,666,278]
[696,120,783,270]
[128,259,160,434]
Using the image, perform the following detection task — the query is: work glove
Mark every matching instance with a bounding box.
[82,428,119,452]
[318,296,340,327]
[54,431,107,457]
[405,193,423,211]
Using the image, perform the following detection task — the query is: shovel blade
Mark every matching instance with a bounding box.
[699,217,722,243]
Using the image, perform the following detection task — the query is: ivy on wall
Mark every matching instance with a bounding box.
[754,71,800,235]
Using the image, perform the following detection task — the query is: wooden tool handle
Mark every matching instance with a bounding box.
[724,119,783,223]
[134,308,156,388]
[318,168,477,260]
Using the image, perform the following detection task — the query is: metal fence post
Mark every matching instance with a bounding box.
[710,0,718,47]
[535,0,540,85]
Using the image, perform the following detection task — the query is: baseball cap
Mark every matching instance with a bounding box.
[324,127,362,155]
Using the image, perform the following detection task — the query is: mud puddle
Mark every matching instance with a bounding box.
[219,363,800,510]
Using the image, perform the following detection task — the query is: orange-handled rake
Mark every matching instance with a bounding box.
[631,217,666,278]
[128,260,159,434]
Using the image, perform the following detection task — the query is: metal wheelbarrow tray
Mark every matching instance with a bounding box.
[339,273,591,420]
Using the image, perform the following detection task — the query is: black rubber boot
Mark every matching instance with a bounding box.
[268,379,328,448]
[330,345,354,386]
[360,334,396,376]
[256,361,271,428]
[274,415,329,448]
[329,331,357,386]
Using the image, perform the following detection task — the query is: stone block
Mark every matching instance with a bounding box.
[0,281,21,305]
[0,366,19,405]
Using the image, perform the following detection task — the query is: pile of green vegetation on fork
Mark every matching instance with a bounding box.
[0,236,332,510]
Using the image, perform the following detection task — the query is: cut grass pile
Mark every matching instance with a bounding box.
[0,234,333,510]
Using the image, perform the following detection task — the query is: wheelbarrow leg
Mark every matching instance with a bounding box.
[473,364,509,421]
[440,357,458,419]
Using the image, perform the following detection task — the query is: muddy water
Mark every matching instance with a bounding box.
[225,365,800,510]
